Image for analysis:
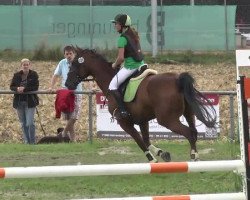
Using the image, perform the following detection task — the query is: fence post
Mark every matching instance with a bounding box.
[88,92,93,144]
[229,94,235,141]
[238,76,250,198]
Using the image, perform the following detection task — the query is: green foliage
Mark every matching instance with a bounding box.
[46,46,63,61]
[32,43,63,61]
[98,49,236,65]
[0,44,63,62]
[0,49,32,61]
[0,45,236,65]
[144,50,236,65]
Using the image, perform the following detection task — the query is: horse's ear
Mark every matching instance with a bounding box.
[75,45,82,55]
[70,45,76,52]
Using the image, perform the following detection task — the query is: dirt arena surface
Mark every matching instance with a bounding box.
[0,60,243,143]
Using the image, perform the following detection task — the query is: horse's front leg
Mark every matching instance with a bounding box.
[139,122,171,162]
[118,120,157,163]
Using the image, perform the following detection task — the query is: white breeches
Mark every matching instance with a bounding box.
[108,67,137,90]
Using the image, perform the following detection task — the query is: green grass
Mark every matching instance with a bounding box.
[0,140,242,200]
[0,45,236,65]
[145,50,236,65]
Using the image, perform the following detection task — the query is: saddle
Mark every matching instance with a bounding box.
[119,65,158,102]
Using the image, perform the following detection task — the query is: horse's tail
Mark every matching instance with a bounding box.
[178,72,217,128]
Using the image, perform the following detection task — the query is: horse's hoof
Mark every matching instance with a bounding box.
[157,150,163,156]
[190,152,199,161]
[150,159,158,163]
[161,151,171,162]
[191,158,200,162]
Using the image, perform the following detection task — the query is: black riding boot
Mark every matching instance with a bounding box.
[110,89,130,118]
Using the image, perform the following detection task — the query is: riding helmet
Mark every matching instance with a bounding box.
[111,14,131,27]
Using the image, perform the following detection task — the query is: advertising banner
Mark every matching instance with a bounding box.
[96,92,220,140]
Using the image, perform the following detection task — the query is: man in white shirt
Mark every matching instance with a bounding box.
[49,45,82,142]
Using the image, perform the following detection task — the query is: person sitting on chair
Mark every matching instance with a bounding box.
[109,14,145,118]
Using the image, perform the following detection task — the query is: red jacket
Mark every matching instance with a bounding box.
[55,89,75,118]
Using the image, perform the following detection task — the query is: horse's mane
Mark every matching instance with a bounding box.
[77,48,110,64]
[75,47,116,76]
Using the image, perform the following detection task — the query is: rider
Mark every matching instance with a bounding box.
[109,14,144,118]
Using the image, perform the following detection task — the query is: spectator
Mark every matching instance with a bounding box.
[10,58,39,144]
[48,45,83,142]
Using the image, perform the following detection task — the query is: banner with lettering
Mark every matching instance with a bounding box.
[96,92,220,139]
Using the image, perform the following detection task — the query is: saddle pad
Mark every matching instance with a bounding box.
[124,78,143,102]
[124,69,158,102]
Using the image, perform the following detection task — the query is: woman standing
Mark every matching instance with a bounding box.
[109,14,144,118]
[10,58,39,144]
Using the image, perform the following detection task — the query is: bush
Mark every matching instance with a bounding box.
[0,45,236,65]
[32,43,63,61]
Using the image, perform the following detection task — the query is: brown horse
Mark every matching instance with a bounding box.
[65,48,217,163]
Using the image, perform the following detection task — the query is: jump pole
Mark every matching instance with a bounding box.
[0,160,244,179]
[72,192,245,200]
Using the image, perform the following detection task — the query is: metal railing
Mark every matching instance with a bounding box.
[236,24,250,34]
[0,90,237,143]
[1,90,95,143]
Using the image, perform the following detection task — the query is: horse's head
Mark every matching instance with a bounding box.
[65,47,93,90]
[66,46,115,90]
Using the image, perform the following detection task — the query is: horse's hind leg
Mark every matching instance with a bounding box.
[139,122,171,162]
[118,120,157,163]
[176,122,198,161]
[160,119,198,161]
[183,103,199,160]
[184,102,198,142]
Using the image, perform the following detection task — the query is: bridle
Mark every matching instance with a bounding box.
[70,57,95,85]
[75,74,95,85]
[77,76,95,82]
[68,74,95,90]
[71,49,101,84]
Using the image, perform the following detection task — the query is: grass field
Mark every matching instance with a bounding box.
[0,139,242,200]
